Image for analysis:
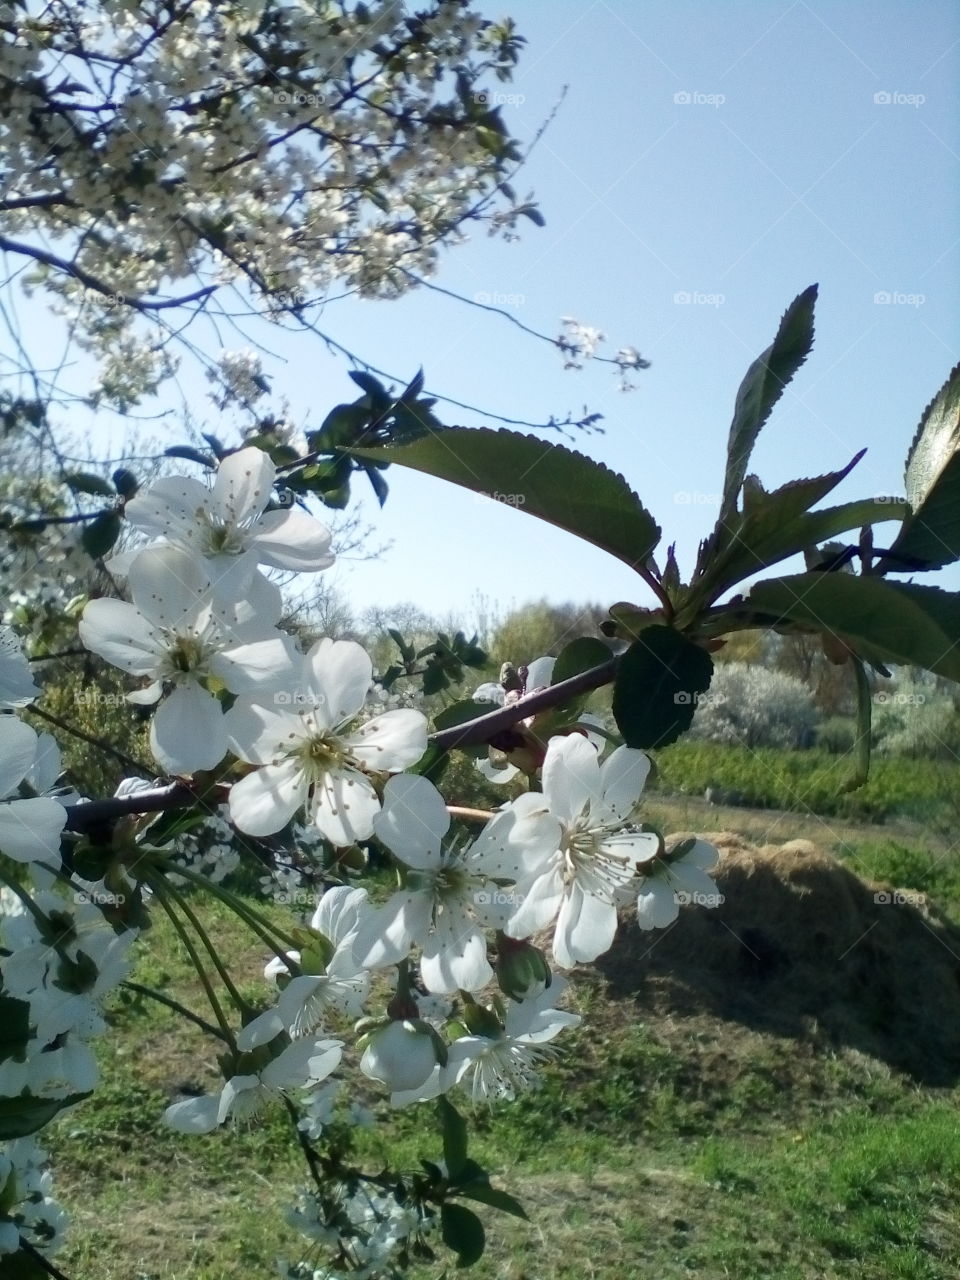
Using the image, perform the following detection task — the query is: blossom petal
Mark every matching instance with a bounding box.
[0,797,66,864]
[211,447,274,524]
[229,758,308,835]
[347,708,428,773]
[150,684,227,774]
[251,509,335,572]
[592,746,651,826]
[553,881,617,967]
[0,716,40,797]
[541,733,600,825]
[312,766,381,846]
[303,638,371,727]
[506,865,564,938]
[373,774,447,868]
[79,599,163,675]
[128,544,211,628]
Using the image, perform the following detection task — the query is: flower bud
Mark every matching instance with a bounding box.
[358,1019,439,1093]
[495,934,552,1001]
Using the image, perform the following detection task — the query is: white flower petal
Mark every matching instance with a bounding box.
[312,767,380,846]
[250,509,335,571]
[541,734,600,825]
[303,638,371,726]
[150,684,227,774]
[229,758,308,835]
[347,708,428,773]
[373,774,447,868]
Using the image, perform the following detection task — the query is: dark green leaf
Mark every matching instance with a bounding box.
[164,445,214,468]
[612,626,714,748]
[408,740,450,785]
[421,663,449,696]
[720,285,818,525]
[348,429,660,573]
[0,1092,90,1140]
[747,574,960,681]
[552,637,613,686]
[455,1183,529,1219]
[885,361,960,569]
[201,433,226,459]
[63,470,114,497]
[401,368,425,401]
[440,1202,485,1267]
[439,1097,468,1178]
[0,996,31,1059]
[81,510,121,559]
[844,655,872,791]
[364,463,389,507]
[111,467,139,498]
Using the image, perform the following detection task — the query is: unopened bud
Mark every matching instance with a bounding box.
[495,934,552,1000]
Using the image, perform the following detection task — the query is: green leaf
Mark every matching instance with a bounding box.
[63,470,114,497]
[0,1092,90,1140]
[111,467,139,498]
[720,285,818,524]
[885,361,960,569]
[612,626,714,748]
[433,700,496,737]
[348,429,660,573]
[408,740,450,785]
[0,995,31,1060]
[363,463,389,507]
[695,451,864,588]
[164,445,214,468]
[81,509,121,559]
[747,574,960,681]
[551,637,612,685]
[440,1202,486,1267]
[439,1097,468,1178]
[797,496,909,549]
[451,1164,529,1220]
[844,655,872,791]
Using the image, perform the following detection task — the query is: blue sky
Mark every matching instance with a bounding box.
[41,1,960,625]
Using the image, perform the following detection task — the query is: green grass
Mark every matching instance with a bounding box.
[37,760,960,1280]
[654,739,960,822]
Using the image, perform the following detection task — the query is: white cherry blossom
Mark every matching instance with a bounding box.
[226,638,427,844]
[635,838,722,930]
[0,717,67,868]
[124,447,333,599]
[355,774,560,993]
[79,543,298,774]
[507,735,660,967]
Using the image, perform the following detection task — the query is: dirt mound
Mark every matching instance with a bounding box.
[597,833,960,1085]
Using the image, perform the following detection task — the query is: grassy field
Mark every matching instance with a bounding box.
[46,773,960,1280]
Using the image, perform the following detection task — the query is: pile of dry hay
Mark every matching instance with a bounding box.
[597,834,960,1085]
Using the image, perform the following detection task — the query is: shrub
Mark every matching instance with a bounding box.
[690,662,819,750]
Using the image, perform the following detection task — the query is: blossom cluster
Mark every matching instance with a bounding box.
[0,443,722,1276]
[0,0,530,404]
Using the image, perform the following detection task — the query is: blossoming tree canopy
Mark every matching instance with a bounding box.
[0,0,536,404]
